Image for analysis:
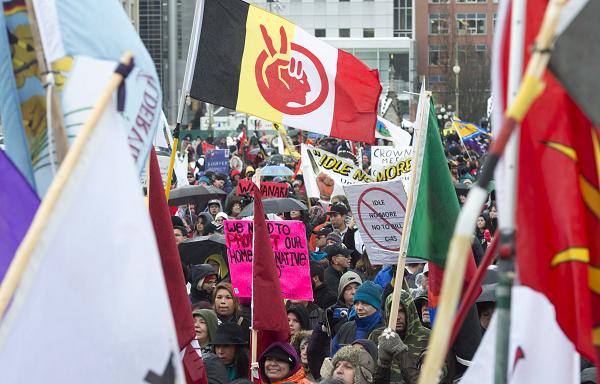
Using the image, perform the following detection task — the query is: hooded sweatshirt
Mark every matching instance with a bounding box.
[189,264,217,305]
[258,342,312,384]
[369,291,432,384]
[192,309,219,353]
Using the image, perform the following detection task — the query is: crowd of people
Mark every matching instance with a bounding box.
[169,124,506,384]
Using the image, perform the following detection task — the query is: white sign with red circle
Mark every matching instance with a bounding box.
[344,179,409,265]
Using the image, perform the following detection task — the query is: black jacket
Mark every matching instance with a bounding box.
[324,266,345,294]
[313,283,337,310]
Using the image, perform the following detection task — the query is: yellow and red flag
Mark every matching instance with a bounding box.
[515,0,600,372]
[185,0,381,143]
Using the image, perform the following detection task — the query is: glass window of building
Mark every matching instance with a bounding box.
[339,28,350,37]
[315,28,326,37]
[456,13,487,35]
[428,74,446,84]
[456,0,487,3]
[363,28,375,38]
[429,0,449,3]
[429,13,449,35]
[428,45,448,66]
[393,0,413,38]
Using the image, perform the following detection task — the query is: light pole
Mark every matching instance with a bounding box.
[453,63,461,117]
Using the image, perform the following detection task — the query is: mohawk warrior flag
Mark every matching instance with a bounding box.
[184,0,381,143]
[465,0,600,381]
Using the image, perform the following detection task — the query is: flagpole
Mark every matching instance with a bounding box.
[251,168,262,381]
[450,118,473,162]
[0,52,134,319]
[165,0,205,200]
[417,1,567,382]
[387,85,429,329]
[25,0,69,169]
[493,0,525,382]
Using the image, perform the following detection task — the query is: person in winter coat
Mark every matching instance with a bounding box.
[319,345,375,384]
[213,282,251,342]
[331,281,385,355]
[192,308,219,354]
[287,305,311,336]
[258,341,313,384]
[327,271,363,336]
[189,264,218,306]
[310,261,338,310]
[323,245,353,293]
[210,323,250,381]
[291,330,315,381]
[369,291,435,384]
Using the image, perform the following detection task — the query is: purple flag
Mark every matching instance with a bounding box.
[0,150,39,281]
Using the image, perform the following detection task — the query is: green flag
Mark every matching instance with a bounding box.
[405,93,459,267]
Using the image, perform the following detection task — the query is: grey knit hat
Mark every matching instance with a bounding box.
[331,346,374,384]
[337,271,363,300]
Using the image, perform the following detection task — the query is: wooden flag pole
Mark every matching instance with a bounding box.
[387,88,430,329]
[250,168,262,380]
[0,52,134,319]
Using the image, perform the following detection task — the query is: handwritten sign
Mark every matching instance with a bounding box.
[236,180,288,198]
[224,220,313,300]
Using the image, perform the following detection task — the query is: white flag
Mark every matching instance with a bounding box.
[0,103,183,382]
[461,285,579,383]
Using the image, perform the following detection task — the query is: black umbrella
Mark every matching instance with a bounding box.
[239,198,307,217]
[178,235,229,280]
[168,185,227,207]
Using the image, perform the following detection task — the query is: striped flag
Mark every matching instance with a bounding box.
[184,0,381,143]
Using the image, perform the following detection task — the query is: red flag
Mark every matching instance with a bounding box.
[149,148,208,384]
[250,184,290,362]
[515,0,600,371]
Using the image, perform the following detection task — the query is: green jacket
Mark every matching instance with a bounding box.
[369,291,435,384]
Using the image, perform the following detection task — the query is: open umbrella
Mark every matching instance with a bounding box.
[260,165,294,177]
[168,185,226,207]
[178,234,229,280]
[239,197,307,217]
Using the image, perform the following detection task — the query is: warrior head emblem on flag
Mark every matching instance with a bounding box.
[256,25,328,114]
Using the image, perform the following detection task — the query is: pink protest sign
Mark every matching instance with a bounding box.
[224,220,313,300]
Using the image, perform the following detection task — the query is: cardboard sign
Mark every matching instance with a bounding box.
[345,179,419,265]
[236,180,288,198]
[224,220,313,300]
[205,149,229,175]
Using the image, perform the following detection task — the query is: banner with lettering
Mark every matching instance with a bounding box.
[301,144,412,202]
[236,180,289,198]
[370,145,413,190]
[205,149,230,175]
[224,220,312,300]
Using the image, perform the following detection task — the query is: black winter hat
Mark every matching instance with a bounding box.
[210,323,248,346]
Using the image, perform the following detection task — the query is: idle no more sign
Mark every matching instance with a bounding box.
[344,179,408,265]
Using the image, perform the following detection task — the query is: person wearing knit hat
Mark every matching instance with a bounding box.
[326,232,343,247]
[192,308,219,354]
[320,345,375,384]
[330,281,384,356]
[337,271,363,308]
